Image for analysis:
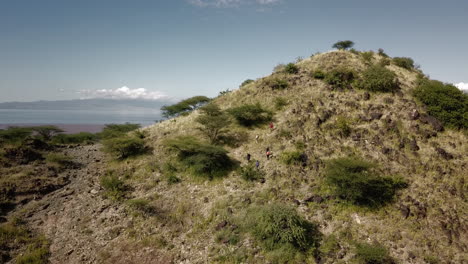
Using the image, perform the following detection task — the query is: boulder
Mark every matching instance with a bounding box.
[435,147,454,160]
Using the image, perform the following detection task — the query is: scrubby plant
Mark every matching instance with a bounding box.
[265,77,289,90]
[98,123,141,139]
[378,57,391,67]
[335,116,352,137]
[274,97,289,110]
[45,153,73,170]
[51,132,98,144]
[377,48,388,57]
[324,68,355,90]
[165,136,235,179]
[218,89,232,96]
[102,136,147,160]
[100,171,127,200]
[280,150,305,165]
[238,163,264,181]
[32,125,64,141]
[0,127,34,146]
[240,79,254,87]
[355,243,394,264]
[161,96,211,118]
[126,198,153,214]
[228,103,273,127]
[361,51,374,64]
[356,65,399,92]
[413,79,468,129]
[273,63,286,73]
[312,70,326,79]
[325,157,407,207]
[245,204,321,254]
[195,103,231,144]
[332,40,354,50]
[284,63,299,74]
[392,57,414,70]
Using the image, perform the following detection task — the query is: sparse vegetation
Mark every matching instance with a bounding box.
[413,79,468,129]
[332,40,355,50]
[100,171,128,200]
[335,116,352,137]
[355,243,393,264]
[361,51,374,64]
[280,150,304,165]
[265,77,289,90]
[240,79,254,87]
[392,57,414,70]
[98,123,141,139]
[357,65,399,92]
[312,70,326,79]
[325,157,407,207]
[51,132,98,144]
[161,96,211,118]
[228,103,273,127]
[238,163,264,181]
[45,153,73,170]
[274,97,288,110]
[165,136,235,179]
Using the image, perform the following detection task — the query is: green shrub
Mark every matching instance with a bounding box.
[265,78,289,90]
[32,125,64,141]
[238,163,264,181]
[45,153,73,170]
[332,40,354,50]
[274,97,289,110]
[240,79,254,87]
[228,103,273,127]
[355,243,393,264]
[284,63,299,74]
[392,57,414,70]
[377,48,389,57]
[161,96,211,118]
[100,172,127,200]
[325,157,407,207]
[357,66,399,92]
[319,235,340,257]
[98,123,141,139]
[245,204,320,252]
[324,68,355,90]
[102,136,147,160]
[312,70,326,79]
[195,103,231,144]
[413,79,468,129]
[361,51,374,64]
[165,136,235,179]
[51,132,98,144]
[335,116,352,137]
[0,127,34,146]
[280,151,304,165]
[378,57,391,67]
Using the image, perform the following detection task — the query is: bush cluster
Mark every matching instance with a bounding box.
[284,63,299,74]
[392,57,414,70]
[98,123,141,140]
[240,79,254,87]
[324,68,355,90]
[228,103,273,127]
[165,136,234,179]
[274,97,289,110]
[265,77,289,90]
[335,116,352,137]
[413,79,468,129]
[245,204,320,253]
[161,96,211,118]
[100,171,127,200]
[51,132,98,144]
[238,163,264,181]
[355,243,394,264]
[356,66,399,92]
[332,40,354,50]
[280,151,305,165]
[312,70,326,79]
[102,136,147,160]
[325,157,407,207]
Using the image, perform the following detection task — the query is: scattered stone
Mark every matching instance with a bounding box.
[304,195,324,204]
[435,147,454,160]
[382,147,392,155]
[409,109,420,120]
[203,197,209,203]
[363,92,370,100]
[409,138,419,151]
[216,220,228,230]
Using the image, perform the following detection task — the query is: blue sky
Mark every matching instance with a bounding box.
[1,0,467,102]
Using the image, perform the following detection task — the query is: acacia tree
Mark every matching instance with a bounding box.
[332,40,355,50]
[161,96,211,118]
[195,103,231,144]
[33,125,64,141]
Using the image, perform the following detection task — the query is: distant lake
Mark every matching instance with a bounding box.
[0,109,161,127]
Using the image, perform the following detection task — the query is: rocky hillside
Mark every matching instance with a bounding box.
[2,49,467,264]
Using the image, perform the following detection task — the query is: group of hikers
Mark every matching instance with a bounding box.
[245,122,276,168]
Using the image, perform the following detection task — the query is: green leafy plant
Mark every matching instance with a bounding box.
[102,136,147,160]
[32,125,64,141]
[377,48,389,57]
[51,132,98,144]
[228,103,273,127]
[325,157,407,207]
[161,96,211,118]
[312,70,326,79]
[392,57,414,70]
[332,40,355,50]
[98,123,141,140]
[195,103,231,144]
[284,63,299,74]
[324,68,355,90]
[245,204,321,254]
[0,127,34,146]
[238,163,264,181]
[335,116,352,137]
[356,65,399,92]
[165,136,235,179]
[413,79,468,129]
[240,79,254,87]
[45,153,73,171]
[265,77,289,90]
[361,51,374,64]
[100,171,127,200]
[355,243,394,264]
[280,151,304,165]
[274,97,289,110]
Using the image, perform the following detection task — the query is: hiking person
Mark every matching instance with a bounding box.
[246,153,251,162]
[266,147,272,160]
[269,122,274,130]
[255,160,260,169]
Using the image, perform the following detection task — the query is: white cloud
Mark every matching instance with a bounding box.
[188,0,280,8]
[78,86,167,100]
[454,82,468,92]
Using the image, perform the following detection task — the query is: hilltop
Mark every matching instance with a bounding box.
[1,48,467,264]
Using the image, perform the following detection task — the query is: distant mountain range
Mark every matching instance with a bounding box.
[0,98,172,111]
